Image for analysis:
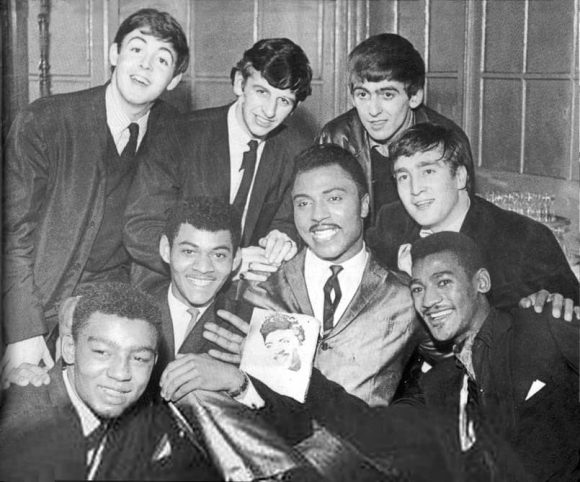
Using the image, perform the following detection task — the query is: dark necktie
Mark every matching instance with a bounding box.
[121,122,139,159]
[233,140,259,214]
[323,265,343,334]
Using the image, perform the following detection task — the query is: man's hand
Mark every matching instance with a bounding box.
[2,363,51,389]
[1,336,54,385]
[519,289,580,322]
[259,230,298,266]
[236,246,279,282]
[204,309,250,364]
[160,353,245,402]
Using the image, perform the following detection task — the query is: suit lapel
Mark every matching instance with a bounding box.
[327,253,386,339]
[282,250,315,316]
[178,300,217,354]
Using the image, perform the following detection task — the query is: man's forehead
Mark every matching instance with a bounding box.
[293,165,356,193]
[246,68,297,98]
[123,28,176,50]
[413,252,463,277]
[175,224,233,247]
[394,146,445,170]
[352,77,406,91]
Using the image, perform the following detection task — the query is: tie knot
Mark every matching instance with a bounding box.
[247,139,258,152]
[128,122,139,136]
[187,307,199,322]
[329,265,343,277]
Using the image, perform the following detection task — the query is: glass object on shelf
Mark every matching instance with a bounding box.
[482,191,555,223]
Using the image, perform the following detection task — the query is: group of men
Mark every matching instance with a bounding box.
[2,7,579,482]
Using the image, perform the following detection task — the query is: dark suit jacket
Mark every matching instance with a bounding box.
[3,85,178,344]
[124,104,311,292]
[366,195,579,309]
[409,308,580,481]
[0,366,221,481]
[150,285,249,390]
[0,366,87,480]
[242,248,424,406]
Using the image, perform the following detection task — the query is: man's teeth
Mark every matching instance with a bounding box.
[428,309,452,320]
[312,228,338,240]
[186,277,213,286]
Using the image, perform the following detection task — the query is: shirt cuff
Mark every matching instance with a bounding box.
[233,379,265,409]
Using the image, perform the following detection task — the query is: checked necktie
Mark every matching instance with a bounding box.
[121,122,139,159]
[233,140,259,214]
[322,265,343,334]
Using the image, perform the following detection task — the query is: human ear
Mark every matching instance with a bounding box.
[360,193,370,219]
[233,70,245,97]
[159,235,171,264]
[454,165,468,191]
[61,334,76,365]
[166,73,183,91]
[109,43,120,68]
[408,88,424,109]
[475,268,491,294]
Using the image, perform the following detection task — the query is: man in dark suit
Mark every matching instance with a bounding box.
[124,37,313,293]
[0,283,220,481]
[366,123,579,312]
[151,197,250,389]
[317,34,474,221]
[2,9,189,378]
[405,232,580,480]
[162,145,429,407]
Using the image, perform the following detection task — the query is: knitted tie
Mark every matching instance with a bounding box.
[233,140,259,214]
[121,123,139,159]
[322,265,343,334]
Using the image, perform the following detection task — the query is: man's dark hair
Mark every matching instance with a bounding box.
[389,123,474,193]
[411,232,487,278]
[113,8,189,75]
[294,144,368,198]
[260,313,305,344]
[163,196,241,248]
[230,38,312,103]
[72,282,161,344]
[348,33,425,97]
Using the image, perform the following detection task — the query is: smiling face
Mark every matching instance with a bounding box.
[410,252,490,344]
[109,28,182,119]
[160,224,240,308]
[233,69,297,139]
[394,147,468,231]
[293,164,369,264]
[351,79,422,144]
[264,329,302,371]
[65,313,157,418]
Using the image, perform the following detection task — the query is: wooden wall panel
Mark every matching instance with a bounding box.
[426,78,461,126]
[28,0,104,101]
[527,0,574,73]
[524,80,572,179]
[484,2,524,73]
[480,78,522,173]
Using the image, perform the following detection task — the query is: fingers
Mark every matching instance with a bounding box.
[2,363,50,389]
[160,356,202,401]
[203,328,243,354]
[247,262,278,273]
[562,298,574,322]
[241,270,271,282]
[207,349,242,365]
[550,293,564,318]
[574,306,580,321]
[532,289,551,313]
[215,310,250,334]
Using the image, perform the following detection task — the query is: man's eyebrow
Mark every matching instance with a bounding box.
[87,336,156,353]
[322,187,347,195]
[130,32,175,61]
[177,241,199,248]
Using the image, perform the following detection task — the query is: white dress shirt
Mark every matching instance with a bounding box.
[105,84,150,154]
[227,101,266,229]
[304,245,369,331]
[63,368,100,438]
[167,285,210,355]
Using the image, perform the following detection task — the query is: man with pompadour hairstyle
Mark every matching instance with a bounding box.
[125,37,314,294]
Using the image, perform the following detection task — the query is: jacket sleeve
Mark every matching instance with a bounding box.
[3,108,51,343]
[123,139,177,288]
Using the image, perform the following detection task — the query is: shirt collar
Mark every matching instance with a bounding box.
[452,308,493,380]
[305,243,368,274]
[62,368,101,437]
[228,100,262,151]
[167,283,211,319]
[105,84,150,145]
